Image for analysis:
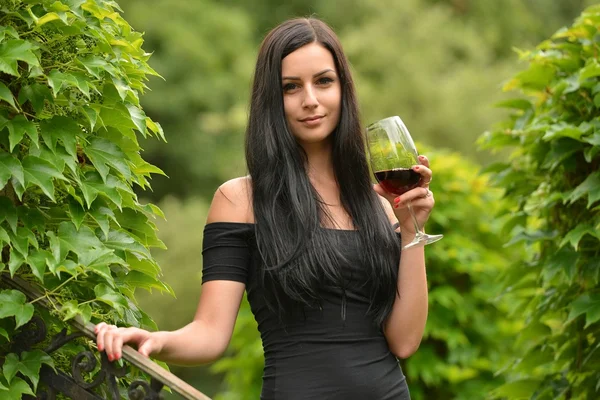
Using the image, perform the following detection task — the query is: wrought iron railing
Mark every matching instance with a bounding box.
[1,274,211,400]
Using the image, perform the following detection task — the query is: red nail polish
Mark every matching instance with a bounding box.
[414,166,420,170]
[394,196,401,203]
[108,354,113,361]
[394,204,399,209]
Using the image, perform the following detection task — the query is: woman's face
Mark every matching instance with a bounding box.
[281,42,342,146]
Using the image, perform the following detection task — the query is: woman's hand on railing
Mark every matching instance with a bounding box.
[95,322,163,361]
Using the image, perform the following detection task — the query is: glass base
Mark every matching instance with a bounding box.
[403,232,443,250]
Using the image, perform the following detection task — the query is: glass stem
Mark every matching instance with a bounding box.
[406,201,421,236]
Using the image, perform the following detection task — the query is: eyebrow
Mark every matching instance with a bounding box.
[282,68,335,81]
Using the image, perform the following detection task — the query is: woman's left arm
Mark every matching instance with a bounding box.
[373,155,434,359]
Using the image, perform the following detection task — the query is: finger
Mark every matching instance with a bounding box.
[94,322,107,336]
[412,165,432,186]
[393,187,431,208]
[417,155,430,168]
[138,340,154,358]
[112,331,123,361]
[96,325,107,352]
[104,325,117,361]
[373,183,396,203]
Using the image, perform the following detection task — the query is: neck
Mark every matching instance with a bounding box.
[302,140,336,185]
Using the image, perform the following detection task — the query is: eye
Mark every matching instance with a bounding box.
[317,77,334,85]
[283,82,298,92]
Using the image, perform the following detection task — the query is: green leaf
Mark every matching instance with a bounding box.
[0,152,24,188]
[36,12,64,26]
[98,102,137,134]
[126,104,147,136]
[47,69,78,97]
[27,249,51,282]
[39,116,80,159]
[61,300,80,321]
[7,350,53,392]
[542,124,585,141]
[6,115,38,151]
[7,251,25,277]
[123,270,173,295]
[146,118,166,141]
[3,353,19,384]
[0,81,16,109]
[22,155,67,202]
[506,63,555,91]
[3,377,35,399]
[494,98,533,110]
[17,206,46,232]
[0,226,9,246]
[114,208,165,249]
[79,303,92,324]
[89,201,117,237]
[94,283,128,313]
[0,289,34,328]
[84,137,130,182]
[81,105,98,131]
[0,197,18,233]
[0,327,8,341]
[56,221,103,259]
[126,253,160,276]
[542,246,580,283]
[78,55,118,79]
[78,171,123,209]
[565,171,600,208]
[29,146,77,176]
[0,26,19,42]
[78,247,126,269]
[584,132,600,146]
[0,40,39,77]
[68,198,86,229]
[561,223,600,250]
[8,228,28,258]
[493,379,541,399]
[48,258,79,278]
[568,293,600,328]
[579,59,600,82]
[18,83,53,114]
[102,229,150,258]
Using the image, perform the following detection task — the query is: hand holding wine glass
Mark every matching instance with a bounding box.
[366,116,442,249]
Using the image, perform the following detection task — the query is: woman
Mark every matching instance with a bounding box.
[95,17,433,399]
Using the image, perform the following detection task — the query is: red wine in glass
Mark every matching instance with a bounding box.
[374,168,421,196]
[366,116,443,249]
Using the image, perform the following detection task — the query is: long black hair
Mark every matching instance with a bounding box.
[245,17,400,327]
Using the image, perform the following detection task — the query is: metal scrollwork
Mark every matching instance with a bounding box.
[128,378,164,400]
[11,315,46,352]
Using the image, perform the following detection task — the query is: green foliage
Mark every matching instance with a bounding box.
[403,146,522,400]
[478,5,600,399]
[209,147,521,400]
[0,0,168,396]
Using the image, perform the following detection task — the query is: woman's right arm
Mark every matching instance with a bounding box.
[95,177,252,365]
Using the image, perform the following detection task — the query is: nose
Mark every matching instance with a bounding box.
[302,86,319,109]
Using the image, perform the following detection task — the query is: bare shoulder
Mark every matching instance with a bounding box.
[206,176,254,224]
[377,193,399,228]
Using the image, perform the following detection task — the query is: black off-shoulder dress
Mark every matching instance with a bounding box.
[202,222,410,400]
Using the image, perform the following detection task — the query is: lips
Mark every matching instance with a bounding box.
[299,115,324,122]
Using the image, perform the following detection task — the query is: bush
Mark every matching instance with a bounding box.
[479,5,600,399]
[0,0,168,397]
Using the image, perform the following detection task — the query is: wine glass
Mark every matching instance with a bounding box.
[366,116,443,249]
